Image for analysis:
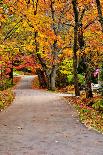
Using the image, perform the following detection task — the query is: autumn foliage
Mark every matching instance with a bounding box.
[0,0,102,96]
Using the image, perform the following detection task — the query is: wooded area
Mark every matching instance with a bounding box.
[0,0,103,97]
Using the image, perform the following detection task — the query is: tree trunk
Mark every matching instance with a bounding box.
[9,59,13,85]
[85,72,93,98]
[0,65,3,89]
[73,24,80,96]
[50,73,56,91]
[72,0,80,96]
[34,31,48,88]
[34,31,57,90]
[50,66,56,91]
[85,54,93,98]
[47,66,56,91]
[36,69,47,88]
[77,20,93,98]
[47,75,51,90]
[96,0,103,32]
[33,0,47,89]
[73,49,80,96]
[9,67,13,85]
[49,0,58,91]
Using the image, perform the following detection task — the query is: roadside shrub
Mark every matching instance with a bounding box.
[67,74,85,85]
[56,70,69,88]
[0,79,13,91]
[92,99,103,112]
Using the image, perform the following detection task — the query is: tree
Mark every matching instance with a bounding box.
[95,0,103,32]
[72,0,80,96]
[1,0,103,96]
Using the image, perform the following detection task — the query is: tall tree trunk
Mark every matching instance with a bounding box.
[96,0,103,32]
[73,39,80,96]
[85,56,93,98]
[0,65,3,89]
[9,58,13,85]
[85,63,93,98]
[51,68,56,91]
[31,0,47,88]
[36,69,47,88]
[9,67,13,84]
[78,23,93,98]
[72,0,80,96]
[34,32,47,88]
[46,66,56,91]
[49,1,58,91]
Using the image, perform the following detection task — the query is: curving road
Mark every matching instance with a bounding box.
[0,75,103,155]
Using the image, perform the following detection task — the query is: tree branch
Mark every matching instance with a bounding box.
[4,19,22,40]
[84,18,97,30]
[79,7,86,23]
[72,0,79,24]
[96,0,103,32]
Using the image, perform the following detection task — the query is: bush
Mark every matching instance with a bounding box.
[56,70,69,88]
[67,74,73,84]
[67,74,85,85]
[0,79,13,91]
[92,99,103,111]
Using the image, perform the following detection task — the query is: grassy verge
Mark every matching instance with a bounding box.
[0,76,21,111]
[65,96,103,133]
[0,89,14,111]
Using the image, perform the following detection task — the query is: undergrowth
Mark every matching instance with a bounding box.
[0,89,14,111]
[0,76,21,111]
[65,95,103,133]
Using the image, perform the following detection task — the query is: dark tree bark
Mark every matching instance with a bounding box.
[96,0,103,32]
[9,58,13,85]
[72,0,80,96]
[9,67,13,84]
[85,75,93,98]
[36,69,47,88]
[78,24,93,98]
[34,32,47,88]
[85,56,93,98]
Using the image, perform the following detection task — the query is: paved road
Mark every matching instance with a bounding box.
[0,75,103,155]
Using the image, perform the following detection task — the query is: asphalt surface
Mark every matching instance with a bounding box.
[0,75,103,155]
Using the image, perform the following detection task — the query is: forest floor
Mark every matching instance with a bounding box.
[0,75,103,155]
